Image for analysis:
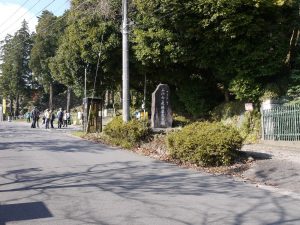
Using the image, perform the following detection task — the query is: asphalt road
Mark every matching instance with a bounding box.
[242,144,300,194]
[1,122,300,225]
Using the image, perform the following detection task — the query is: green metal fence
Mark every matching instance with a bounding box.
[262,105,300,141]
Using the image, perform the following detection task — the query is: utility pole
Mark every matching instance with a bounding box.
[143,74,147,106]
[84,65,87,99]
[66,87,71,113]
[122,0,130,122]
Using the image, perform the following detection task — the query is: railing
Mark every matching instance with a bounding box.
[262,105,300,141]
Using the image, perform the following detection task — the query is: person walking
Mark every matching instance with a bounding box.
[44,109,50,129]
[63,110,68,127]
[57,108,64,129]
[25,111,31,123]
[30,107,39,128]
[50,110,55,128]
[36,110,40,128]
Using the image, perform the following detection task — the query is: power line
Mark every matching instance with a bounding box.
[0,2,73,53]
[0,0,31,29]
[28,0,57,21]
[25,0,69,29]
[23,0,69,32]
[131,7,194,30]
[92,34,104,99]
[0,0,42,37]
[55,0,70,16]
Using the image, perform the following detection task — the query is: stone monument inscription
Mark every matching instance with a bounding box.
[151,84,172,128]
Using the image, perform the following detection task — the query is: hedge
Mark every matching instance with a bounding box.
[104,116,150,148]
[167,121,243,166]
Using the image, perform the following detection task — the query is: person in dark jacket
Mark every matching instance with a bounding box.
[50,110,55,128]
[30,107,39,128]
[57,108,64,129]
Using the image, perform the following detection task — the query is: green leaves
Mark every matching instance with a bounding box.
[2,0,297,118]
[50,0,122,98]
[167,121,243,166]
[29,11,62,89]
[0,21,33,99]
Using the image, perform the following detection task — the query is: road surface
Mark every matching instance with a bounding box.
[0,121,300,225]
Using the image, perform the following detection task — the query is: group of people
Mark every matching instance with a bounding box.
[29,107,71,129]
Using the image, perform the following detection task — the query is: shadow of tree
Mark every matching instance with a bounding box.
[1,122,300,224]
[1,161,300,225]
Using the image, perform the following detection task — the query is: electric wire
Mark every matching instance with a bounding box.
[131,7,194,30]
[0,0,42,36]
[56,0,70,16]
[27,0,57,22]
[0,0,31,29]
[86,33,104,133]
[1,0,88,51]
[92,34,104,99]
[25,0,69,30]
[1,1,193,53]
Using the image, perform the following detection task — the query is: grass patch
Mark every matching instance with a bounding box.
[71,131,85,138]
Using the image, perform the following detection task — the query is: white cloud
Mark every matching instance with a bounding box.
[0,3,38,41]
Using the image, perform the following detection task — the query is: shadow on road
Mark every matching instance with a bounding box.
[0,161,300,224]
[0,201,52,225]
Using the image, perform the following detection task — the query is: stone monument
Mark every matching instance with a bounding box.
[151,84,172,128]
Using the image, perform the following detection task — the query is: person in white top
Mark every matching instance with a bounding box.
[44,109,50,129]
[63,110,69,127]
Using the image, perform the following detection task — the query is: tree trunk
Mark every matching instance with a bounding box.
[9,96,13,116]
[224,89,230,102]
[14,94,19,117]
[67,87,71,112]
[100,99,103,132]
[285,3,300,69]
[285,28,300,69]
[49,83,53,110]
[111,90,114,107]
[105,90,109,108]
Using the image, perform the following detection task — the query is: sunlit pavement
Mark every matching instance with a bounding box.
[1,121,300,225]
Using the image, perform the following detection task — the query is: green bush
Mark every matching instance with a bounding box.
[104,116,151,148]
[167,121,243,167]
[172,115,192,127]
[176,76,222,118]
[210,101,245,121]
[259,83,281,103]
[238,111,261,144]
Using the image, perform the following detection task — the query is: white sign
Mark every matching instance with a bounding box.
[245,103,253,111]
[77,112,82,120]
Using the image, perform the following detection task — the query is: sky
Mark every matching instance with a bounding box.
[0,0,71,41]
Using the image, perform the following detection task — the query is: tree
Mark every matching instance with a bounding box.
[132,0,299,107]
[50,0,122,100]
[0,20,33,116]
[29,11,65,110]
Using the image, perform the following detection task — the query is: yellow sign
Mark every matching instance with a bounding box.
[140,111,148,120]
[2,99,6,114]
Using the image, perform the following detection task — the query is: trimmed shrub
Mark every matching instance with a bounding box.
[104,116,150,148]
[172,115,192,127]
[167,121,243,167]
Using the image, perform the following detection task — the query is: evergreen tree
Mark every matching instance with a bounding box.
[0,20,33,116]
[29,11,64,110]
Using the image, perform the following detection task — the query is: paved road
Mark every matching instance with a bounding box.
[242,144,300,193]
[1,122,300,225]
